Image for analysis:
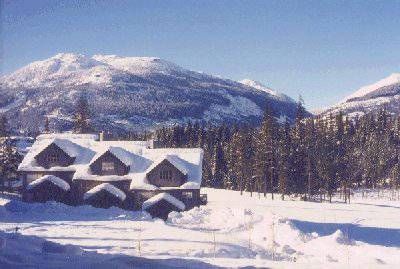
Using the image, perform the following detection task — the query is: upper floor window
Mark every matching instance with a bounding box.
[47,154,58,163]
[102,162,114,172]
[160,170,172,180]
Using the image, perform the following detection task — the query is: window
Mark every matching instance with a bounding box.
[102,162,114,172]
[182,191,193,199]
[159,170,172,180]
[47,154,58,163]
[26,172,43,183]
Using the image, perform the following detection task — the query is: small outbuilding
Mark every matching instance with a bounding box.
[24,175,71,203]
[83,183,126,208]
[142,192,185,220]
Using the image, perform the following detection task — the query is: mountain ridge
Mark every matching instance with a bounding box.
[0,53,301,134]
[320,73,400,118]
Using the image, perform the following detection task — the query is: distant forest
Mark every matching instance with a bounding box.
[149,101,400,203]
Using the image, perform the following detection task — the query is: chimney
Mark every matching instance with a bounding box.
[99,131,104,142]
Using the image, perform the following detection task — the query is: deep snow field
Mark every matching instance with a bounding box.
[0,188,399,268]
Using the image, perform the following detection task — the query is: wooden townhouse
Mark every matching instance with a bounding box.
[18,133,205,219]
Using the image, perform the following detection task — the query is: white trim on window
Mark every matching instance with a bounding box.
[102,162,115,172]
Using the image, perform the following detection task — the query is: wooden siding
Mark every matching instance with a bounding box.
[84,190,124,209]
[144,199,183,220]
[132,189,201,211]
[89,151,129,176]
[21,171,75,187]
[23,180,71,204]
[146,159,186,187]
[35,143,75,169]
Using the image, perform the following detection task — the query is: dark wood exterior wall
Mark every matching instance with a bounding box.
[73,179,130,195]
[21,171,75,187]
[84,190,125,209]
[35,143,75,169]
[74,179,133,209]
[144,199,183,220]
[89,151,129,176]
[23,180,71,204]
[146,160,187,187]
[132,189,200,211]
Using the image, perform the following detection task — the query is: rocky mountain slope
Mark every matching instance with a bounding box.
[0,53,300,134]
[321,73,400,118]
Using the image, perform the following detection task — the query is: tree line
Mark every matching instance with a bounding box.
[153,101,400,202]
[2,95,400,201]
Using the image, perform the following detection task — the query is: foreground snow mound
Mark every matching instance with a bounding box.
[42,240,84,255]
[3,199,151,222]
[0,232,218,269]
[168,206,262,233]
[1,189,399,268]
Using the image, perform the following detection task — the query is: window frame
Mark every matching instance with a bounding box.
[159,170,172,180]
[101,161,115,172]
[47,154,59,163]
[182,191,193,199]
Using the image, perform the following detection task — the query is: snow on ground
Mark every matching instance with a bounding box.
[0,188,399,268]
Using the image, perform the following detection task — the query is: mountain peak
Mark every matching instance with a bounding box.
[342,72,400,103]
[0,53,301,133]
[320,72,400,118]
[239,79,293,102]
[92,54,183,75]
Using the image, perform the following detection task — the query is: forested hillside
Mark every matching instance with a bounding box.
[152,102,400,202]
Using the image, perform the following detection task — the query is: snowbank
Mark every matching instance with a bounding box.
[1,188,399,268]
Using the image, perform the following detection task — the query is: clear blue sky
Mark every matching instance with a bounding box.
[1,0,400,110]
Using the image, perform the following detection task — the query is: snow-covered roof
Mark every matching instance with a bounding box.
[19,133,203,189]
[27,175,70,191]
[89,146,139,166]
[83,183,126,201]
[142,193,185,211]
[144,155,189,175]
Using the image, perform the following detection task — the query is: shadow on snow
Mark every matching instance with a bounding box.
[290,219,400,247]
[0,231,223,269]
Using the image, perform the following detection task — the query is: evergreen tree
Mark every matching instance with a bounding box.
[253,105,278,198]
[0,115,9,137]
[292,97,308,197]
[211,142,227,188]
[73,95,92,133]
[44,117,50,133]
[0,116,21,191]
[278,120,292,200]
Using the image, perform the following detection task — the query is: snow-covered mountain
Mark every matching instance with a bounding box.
[320,73,400,118]
[238,79,294,103]
[0,53,300,134]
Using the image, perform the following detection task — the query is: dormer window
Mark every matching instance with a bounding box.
[102,162,114,172]
[47,154,58,163]
[160,170,172,180]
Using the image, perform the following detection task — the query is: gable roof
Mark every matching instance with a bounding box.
[89,146,137,167]
[144,155,189,176]
[18,133,203,189]
[19,134,97,172]
[83,183,126,201]
[27,175,70,191]
[142,193,185,211]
